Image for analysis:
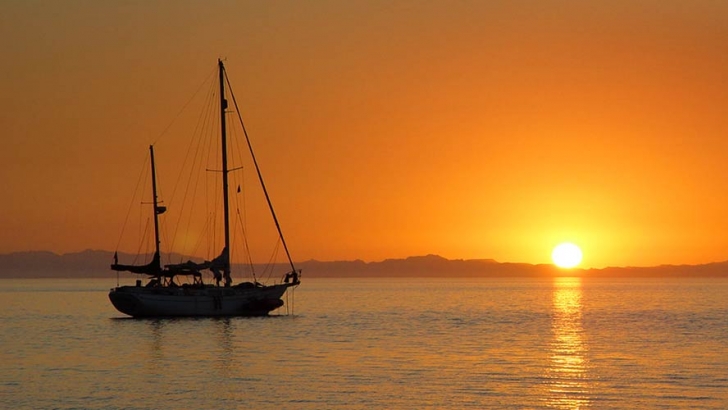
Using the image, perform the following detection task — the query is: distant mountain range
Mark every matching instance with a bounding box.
[1,250,727,279]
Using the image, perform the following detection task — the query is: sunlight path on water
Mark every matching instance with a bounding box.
[543,277,590,408]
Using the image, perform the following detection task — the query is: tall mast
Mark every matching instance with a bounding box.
[149,145,162,260]
[218,59,232,285]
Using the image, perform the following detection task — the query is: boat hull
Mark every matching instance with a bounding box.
[108,283,292,317]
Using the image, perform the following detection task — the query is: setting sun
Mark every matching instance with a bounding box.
[552,243,583,269]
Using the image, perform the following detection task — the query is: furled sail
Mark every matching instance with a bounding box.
[111,251,162,276]
[164,247,228,277]
[165,260,210,274]
[209,247,229,271]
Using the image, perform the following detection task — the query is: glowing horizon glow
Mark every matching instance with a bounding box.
[552,243,583,269]
[1,3,728,268]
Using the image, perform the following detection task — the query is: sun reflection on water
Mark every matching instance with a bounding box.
[545,277,591,409]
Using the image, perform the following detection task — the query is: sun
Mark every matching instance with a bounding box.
[551,242,583,269]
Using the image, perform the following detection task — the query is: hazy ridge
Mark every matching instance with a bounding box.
[1,250,727,279]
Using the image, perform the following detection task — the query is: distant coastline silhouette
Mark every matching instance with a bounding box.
[1,250,727,279]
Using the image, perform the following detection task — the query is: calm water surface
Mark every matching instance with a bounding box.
[1,277,727,409]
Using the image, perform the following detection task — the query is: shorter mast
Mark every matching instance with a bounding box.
[149,145,164,262]
[110,146,165,276]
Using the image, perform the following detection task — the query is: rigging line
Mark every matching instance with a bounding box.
[209,85,222,256]
[225,128,250,262]
[224,71,297,273]
[190,216,211,262]
[132,218,152,265]
[185,104,212,255]
[200,78,223,258]
[234,208,257,282]
[167,79,213,221]
[159,217,169,265]
[227,126,248,233]
[228,107,249,200]
[152,66,217,146]
[167,76,216,206]
[168,79,218,255]
[227,157,253,281]
[205,213,213,260]
[262,239,281,282]
[133,168,152,263]
[227,108,258,267]
[114,153,150,253]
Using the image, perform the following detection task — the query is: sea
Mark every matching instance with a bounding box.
[1,276,727,409]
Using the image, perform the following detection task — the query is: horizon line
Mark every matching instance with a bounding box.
[1,248,727,271]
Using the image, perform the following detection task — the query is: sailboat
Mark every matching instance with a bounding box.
[109,60,300,317]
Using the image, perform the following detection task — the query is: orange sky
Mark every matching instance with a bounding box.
[1,1,727,268]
